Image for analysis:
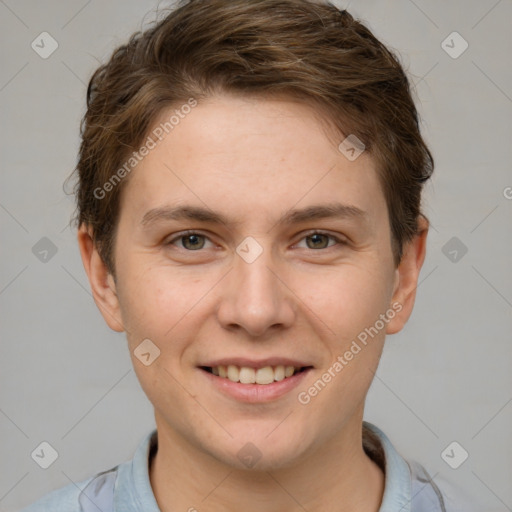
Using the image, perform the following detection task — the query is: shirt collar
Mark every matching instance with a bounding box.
[364,421,413,511]
[115,422,412,511]
[114,428,160,511]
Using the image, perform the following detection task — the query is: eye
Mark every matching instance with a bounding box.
[295,231,345,250]
[165,230,346,252]
[166,231,214,251]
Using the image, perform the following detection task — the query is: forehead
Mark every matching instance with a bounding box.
[118,94,386,227]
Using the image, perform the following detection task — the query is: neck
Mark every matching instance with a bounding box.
[149,415,384,512]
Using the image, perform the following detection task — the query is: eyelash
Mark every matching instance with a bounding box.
[166,230,347,251]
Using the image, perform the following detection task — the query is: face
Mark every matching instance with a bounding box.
[80,94,425,470]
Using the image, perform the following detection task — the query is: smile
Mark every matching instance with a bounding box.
[201,365,310,385]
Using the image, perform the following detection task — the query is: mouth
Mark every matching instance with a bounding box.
[199,364,312,385]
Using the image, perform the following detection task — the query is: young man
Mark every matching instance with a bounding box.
[23,0,477,510]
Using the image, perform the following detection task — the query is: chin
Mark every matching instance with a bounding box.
[214,424,311,472]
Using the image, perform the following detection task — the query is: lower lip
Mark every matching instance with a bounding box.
[199,368,312,403]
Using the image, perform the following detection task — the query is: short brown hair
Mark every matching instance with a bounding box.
[73,0,433,275]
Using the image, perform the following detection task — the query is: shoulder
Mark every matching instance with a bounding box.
[408,459,482,512]
[20,477,93,512]
[363,422,482,512]
[20,466,119,512]
[21,429,158,512]
[430,472,484,512]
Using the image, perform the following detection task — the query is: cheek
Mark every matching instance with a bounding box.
[302,260,394,339]
[115,265,174,348]
[313,261,394,401]
[116,262,213,359]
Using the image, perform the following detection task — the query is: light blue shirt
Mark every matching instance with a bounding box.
[21,422,477,511]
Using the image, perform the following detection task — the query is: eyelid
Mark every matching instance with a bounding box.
[293,229,348,248]
[165,230,215,248]
[166,229,347,250]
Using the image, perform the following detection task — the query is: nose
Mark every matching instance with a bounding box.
[216,242,296,338]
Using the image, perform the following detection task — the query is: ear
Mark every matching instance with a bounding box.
[386,215,429,335]
[77,223,124,332]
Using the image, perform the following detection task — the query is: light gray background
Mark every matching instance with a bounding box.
[1,1,511,510]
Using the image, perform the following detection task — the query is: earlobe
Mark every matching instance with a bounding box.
[386,216,429,335]
[77,224,125,332]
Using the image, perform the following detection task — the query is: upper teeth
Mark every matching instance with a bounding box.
[211,365,299,384]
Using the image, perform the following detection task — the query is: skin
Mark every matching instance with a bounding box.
[78,94,428,512]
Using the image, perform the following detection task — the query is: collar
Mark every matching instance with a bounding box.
[363,421,413,511]
[114,422,413,511]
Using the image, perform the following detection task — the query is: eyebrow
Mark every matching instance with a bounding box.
[140,203,367,229]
